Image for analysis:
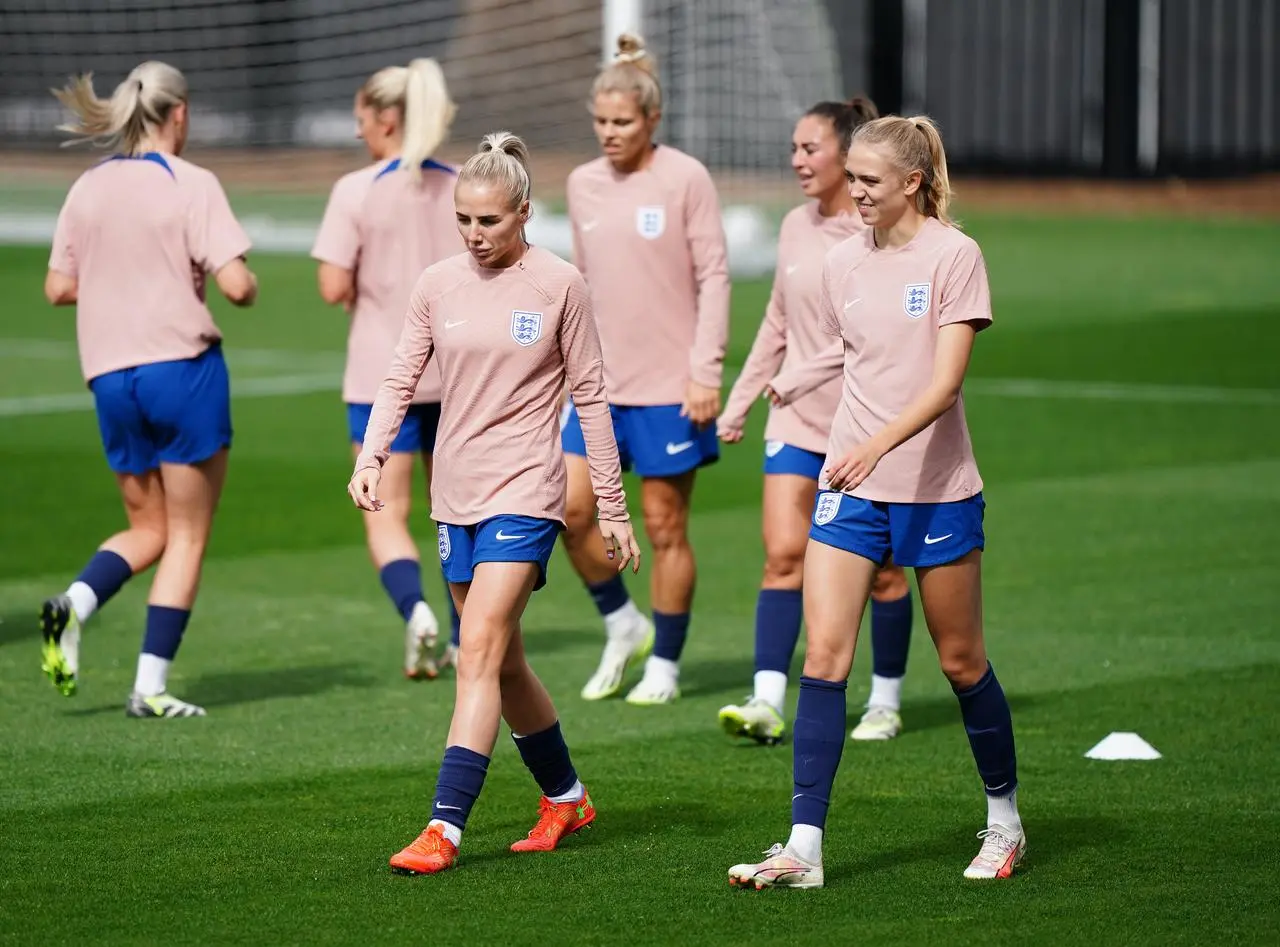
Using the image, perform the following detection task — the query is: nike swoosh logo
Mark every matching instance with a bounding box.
[985,782,1009,793]
[495,530,526,541]
[844,298,862,310]
[786,264,799,275]
[923,533,953,545]
[760,867,812,881]
[444,319,468,330]
[581,220,599,232]
[435,804,462,811]
[665,441,694,455]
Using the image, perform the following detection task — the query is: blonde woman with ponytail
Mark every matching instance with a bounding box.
[349,132,640,875]
[564,33,732,707]
[312,58,462,682]
[729,115,1026,888]
[716,95,919,749]
[39,61,257,719]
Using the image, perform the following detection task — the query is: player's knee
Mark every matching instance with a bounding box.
[456,634,508,683]
[937,642,986,689]
[801,632,850,681]
[801,649,846,682]
[870,566,910,602]
[642,503,688,553]
[562,496,597,543]
[761,546,804,587]
[136,523,168,560]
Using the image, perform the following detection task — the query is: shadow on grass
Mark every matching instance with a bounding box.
[60,662,379,716]
[0,608,40,648]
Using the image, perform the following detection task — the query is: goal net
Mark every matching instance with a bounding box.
[0,0,849,273]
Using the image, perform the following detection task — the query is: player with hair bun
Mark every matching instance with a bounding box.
[350,132,641,875]
[40,61,257,718]
[313,57,462,680]
[728,115,1026,888]
[563,32,732,707]
[717,94,917,747]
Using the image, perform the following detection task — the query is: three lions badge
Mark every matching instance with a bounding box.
[510,310,543,346]
[636,205,665,240]
[813,491,843,526]
[903,282,931,319]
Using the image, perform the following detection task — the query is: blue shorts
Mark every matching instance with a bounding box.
[763,441,825,480]
[561,402,718,477]
[436,515,562,591]
[89,344,231,475]
[347,402,441,453]
[809,491,986,568]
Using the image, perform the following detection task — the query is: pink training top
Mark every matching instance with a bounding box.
[721,202,862,454]
[819,216,993,503]
[49,152,251,383]
[567,145,731,405]
[355,246,628,526]
[312,158,459,404]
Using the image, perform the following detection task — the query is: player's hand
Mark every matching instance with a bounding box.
[681,381,721,429]
[762,384,786,408]
[599,519,641,574]
[824,442,882,491]
[348,466,384,512]
[716,416,744,443]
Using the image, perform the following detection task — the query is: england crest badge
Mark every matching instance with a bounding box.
[636,205,665,239]
[903,282,931,319]
[511,310,543,346]
[813,491,843,526]
[437,524,451,562]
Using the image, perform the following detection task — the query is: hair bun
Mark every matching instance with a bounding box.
[615,32,648,63]
[847,95,879,123]
[479,130,530,169]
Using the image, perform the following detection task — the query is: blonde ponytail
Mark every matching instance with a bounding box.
[457,131,532,210]
[52,61,187,154]
[361,58,456,183]
[853,114,957,227]
[402,59,456,181]
[591,32,662,116]
[908,116,953,225]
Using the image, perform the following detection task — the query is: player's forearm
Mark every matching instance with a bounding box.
[722,337,784,427]
[868,382,962,459]
[769,339,842,404]
[689,288,731,388]
[572,377,628,521]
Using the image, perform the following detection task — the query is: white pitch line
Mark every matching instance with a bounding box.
[0,338,343,371]
[1,366,1276,419]
[0,373,339,417]
[966,377,1280,406]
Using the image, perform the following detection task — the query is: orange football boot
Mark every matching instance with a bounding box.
[510,790,597,853]
[389,824,458,874]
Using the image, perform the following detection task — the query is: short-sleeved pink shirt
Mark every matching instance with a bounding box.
[312,158,459,404]
[50,152,251,382]
[820,217,993,503]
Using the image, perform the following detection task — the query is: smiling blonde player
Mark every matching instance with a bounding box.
[561,33,732,706]
[313,58,462,680]
[728,115,1025,888]
[349,132,641,875]
[39,62,257,717]
[716,95,917,747]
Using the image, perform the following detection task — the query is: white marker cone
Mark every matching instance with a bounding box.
[1084,731,1162,760]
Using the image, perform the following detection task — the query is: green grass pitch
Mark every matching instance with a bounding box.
[1,212,1278,945]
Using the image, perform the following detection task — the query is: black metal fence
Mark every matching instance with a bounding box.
[1,0,1275,177]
